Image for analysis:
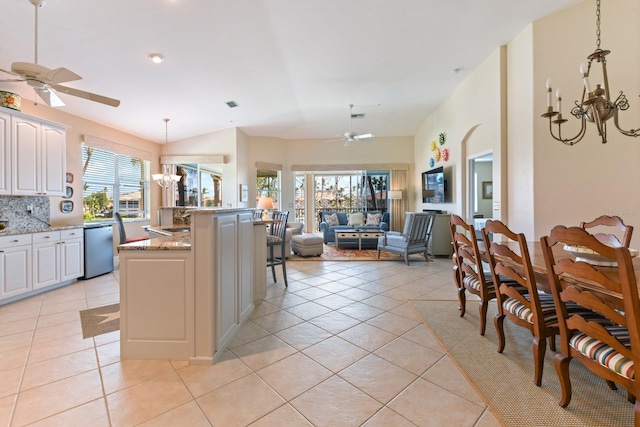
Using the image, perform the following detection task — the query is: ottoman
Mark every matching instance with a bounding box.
[291,234,324,257]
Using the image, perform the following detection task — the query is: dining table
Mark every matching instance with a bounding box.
[501,240,640,311]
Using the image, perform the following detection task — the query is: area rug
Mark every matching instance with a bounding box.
[408,299,634,426]
[79,303,120,339]
[289,244,429,262]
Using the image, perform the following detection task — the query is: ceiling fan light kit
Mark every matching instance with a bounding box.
[0,0,120,108]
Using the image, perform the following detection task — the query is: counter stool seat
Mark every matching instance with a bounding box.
[292,234,324,257]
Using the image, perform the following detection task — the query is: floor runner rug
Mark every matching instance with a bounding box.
[79,303,120,339]
[409,299,634,426]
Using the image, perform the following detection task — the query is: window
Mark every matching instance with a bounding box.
[257,169,280,208]
[82,145,150,221]
[175,164,222,207]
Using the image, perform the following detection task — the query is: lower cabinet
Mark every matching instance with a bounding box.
[33,231,61,289]
[0,238,32,299]
[1,228,84,303]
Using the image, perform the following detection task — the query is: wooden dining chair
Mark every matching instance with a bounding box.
[580,215,633,248]
[484,220,603,386]
[448,218,463,301]
[540,225,640,420]
[449,214,499,335]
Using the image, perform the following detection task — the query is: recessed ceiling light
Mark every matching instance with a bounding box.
[148,53,165,64]
[226,101,239,108]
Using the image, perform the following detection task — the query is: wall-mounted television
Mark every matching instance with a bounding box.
[422,166,447,203]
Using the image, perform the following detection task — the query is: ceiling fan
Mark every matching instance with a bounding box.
[335,104,375,147]
[0,0,120,108]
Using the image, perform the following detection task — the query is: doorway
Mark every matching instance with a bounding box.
[469,153,493,220]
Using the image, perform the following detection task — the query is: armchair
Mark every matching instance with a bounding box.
[377,212,434,265]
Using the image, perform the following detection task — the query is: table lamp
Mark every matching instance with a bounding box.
[256,196,274,221]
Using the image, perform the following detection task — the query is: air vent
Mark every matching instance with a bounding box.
[351,113,365,119]
[226,100,239,108]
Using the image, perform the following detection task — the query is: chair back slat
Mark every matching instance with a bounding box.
[404,212,434,242]
[580,215,633,248]
[269,211,289,240]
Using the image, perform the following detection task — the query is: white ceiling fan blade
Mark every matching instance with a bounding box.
[0,78,26,83]
[353,133,374,140]
[0,67,22,79]
[35,87,65,107]
[51,84,121,107]
[40,67,82,84]
[344,139,354,147]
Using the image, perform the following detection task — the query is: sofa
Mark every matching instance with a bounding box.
[319,211,389,244]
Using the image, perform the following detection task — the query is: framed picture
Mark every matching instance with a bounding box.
[239,184,248,202]
[482,181,493,199]
[60,200,74,213]
[65,172,74,184]
[63,186,73,199]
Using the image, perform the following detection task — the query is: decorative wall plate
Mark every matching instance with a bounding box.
[63,186,73,199]
[65,172,74,184]
[60,200,74,213]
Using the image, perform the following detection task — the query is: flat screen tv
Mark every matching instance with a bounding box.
[422,167,447,203]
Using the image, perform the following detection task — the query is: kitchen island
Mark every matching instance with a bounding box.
[118,208,266,364]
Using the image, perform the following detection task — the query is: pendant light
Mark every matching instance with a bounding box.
[152,118,181,189]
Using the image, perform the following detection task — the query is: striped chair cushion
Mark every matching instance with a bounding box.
[570,328,634,380]
[503,294,608,327]
[463,275,487,291]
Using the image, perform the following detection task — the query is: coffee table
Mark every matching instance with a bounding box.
[335,229,384,250]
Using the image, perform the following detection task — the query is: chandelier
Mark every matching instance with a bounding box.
[152,118,181,189]
[541,0,639,145]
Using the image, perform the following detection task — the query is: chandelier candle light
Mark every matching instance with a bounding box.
[541,0,639,145]
[152,118,181,189]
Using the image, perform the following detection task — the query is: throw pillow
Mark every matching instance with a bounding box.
[366,212,381,226]
[324,213,339,227]
[347,212,365,226]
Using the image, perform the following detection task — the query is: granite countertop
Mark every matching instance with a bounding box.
[0,225,84,236]
[118,226,191,251]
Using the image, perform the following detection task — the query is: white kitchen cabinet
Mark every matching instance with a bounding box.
[60,228,84,282]
[33,231,62,289]
[0,234,32,299]
[0,111,10,195]
[9,110,66,197]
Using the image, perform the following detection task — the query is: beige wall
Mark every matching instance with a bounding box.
[414,47,506,223]
[506,24,535,238]
[531,0,640,246]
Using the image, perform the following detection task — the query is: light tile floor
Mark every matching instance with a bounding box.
[0,257,501,426]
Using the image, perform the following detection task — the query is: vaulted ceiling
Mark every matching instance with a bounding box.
[0,0,584,143]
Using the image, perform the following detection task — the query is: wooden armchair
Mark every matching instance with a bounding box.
[449,214,498,335]
[377,212,434,265]
[580,215,633,248]
[540,226,640,420]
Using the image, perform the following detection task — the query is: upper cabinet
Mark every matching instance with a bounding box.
[0,111,10,195]
[0,107,67,197]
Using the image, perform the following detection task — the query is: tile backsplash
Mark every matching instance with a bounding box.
[0,196,51,230]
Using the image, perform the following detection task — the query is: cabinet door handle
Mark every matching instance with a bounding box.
[11,239,19,243]
[44,236,50,239]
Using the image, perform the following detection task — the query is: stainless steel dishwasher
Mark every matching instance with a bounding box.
[82,223,114,279]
